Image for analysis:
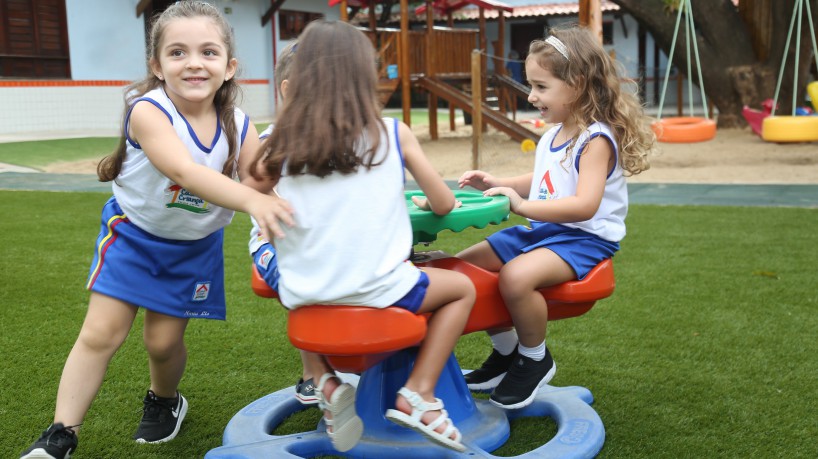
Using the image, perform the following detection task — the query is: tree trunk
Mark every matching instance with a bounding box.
[611,0,818,128]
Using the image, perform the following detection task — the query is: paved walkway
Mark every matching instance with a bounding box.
[1,171,816,208]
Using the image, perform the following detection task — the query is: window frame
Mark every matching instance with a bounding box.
[0,0,71,79]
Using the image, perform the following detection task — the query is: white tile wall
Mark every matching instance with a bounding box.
[0,83,273,137]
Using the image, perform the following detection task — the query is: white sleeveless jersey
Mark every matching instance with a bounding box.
[528,122,628,242]
[274,118,420,309]
[113,88,249,240]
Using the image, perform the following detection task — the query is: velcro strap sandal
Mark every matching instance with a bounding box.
[316,373,363,452]
[385,386,465,452]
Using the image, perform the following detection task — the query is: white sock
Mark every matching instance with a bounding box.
[489,330,519,356]
[518,341,546,361]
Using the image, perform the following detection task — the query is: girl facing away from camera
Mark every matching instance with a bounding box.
[252,20,475,453]
[21,2,293,458]
[458,25,654,410]
[248,40,324,406]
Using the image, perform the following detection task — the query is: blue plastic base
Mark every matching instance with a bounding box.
[205,349,604,459]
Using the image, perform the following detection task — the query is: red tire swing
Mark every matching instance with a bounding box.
[762,0,818,143]
[651,0,716,143]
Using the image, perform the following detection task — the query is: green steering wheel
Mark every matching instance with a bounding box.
[406,190,510,245]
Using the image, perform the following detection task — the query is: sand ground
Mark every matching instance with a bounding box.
[405,123,818,185]
[22,123,818,185]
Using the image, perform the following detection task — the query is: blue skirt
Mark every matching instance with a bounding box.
[486,222,619,280]
[86,197,227,320]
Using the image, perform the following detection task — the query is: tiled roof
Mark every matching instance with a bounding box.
[416,0,515,16]
[342,1,622,24]
[452,1,620,20]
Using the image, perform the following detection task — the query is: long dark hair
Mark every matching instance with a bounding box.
[254,20,386,182]
[98,1,242,182]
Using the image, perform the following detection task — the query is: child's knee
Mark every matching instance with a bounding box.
[446,271,475,303]
[77,320,129,352]
[143,334,185,360]
[497,270,531,301]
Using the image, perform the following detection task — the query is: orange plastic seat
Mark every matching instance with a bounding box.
[287,306,427,373]
[417,257,615,334]
[251,265,427,373]
[251,257,615,373]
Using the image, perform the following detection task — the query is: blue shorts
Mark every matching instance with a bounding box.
[253,243,280,291]
[391,271,429,313]
[487,222,619,280]
[255,244,425,313]
[86,197,227,320]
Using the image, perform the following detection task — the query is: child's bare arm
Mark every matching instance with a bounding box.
[130,102,293,239]
[399,122,457,215]
[459,170,533,198]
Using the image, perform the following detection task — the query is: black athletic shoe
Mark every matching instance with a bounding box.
[20,423,78,459]
[133,390,188,444]
[295,377,319,405]
[464,348,519,391]
[489,348,556,409]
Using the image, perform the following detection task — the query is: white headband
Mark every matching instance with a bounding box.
[545,36,569,61]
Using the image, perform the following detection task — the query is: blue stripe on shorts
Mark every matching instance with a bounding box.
[87,196,227,320]
[486,222,619,280]
[391,271,429,313]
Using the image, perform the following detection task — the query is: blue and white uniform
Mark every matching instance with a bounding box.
[249,123,279,291]
[87,87,251,320]
[487,122,624,279]
[274,118,424,310]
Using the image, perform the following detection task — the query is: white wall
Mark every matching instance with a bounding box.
[0,0,354,136]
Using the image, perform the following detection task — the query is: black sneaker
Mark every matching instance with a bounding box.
[464,348,519,391]
[489,348,556,409]
[133,390,188,444]
[20,423,78,459]
[295,377,319,405]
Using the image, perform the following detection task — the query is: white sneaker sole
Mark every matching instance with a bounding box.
[134,395,189,444]
[465,371,506,392]
[489,361,556,410]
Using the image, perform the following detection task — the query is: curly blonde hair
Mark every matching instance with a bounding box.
[529,25,654,175]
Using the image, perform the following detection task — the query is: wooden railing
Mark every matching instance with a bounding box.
[425,27,478,77]
[361,26,478,78]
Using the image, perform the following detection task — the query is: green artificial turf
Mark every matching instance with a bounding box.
[2,190,816,458]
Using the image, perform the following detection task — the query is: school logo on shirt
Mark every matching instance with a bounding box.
[192,282,210,301]
[165,184,211,214]
[537,170,556,200]
[258,248,274,269]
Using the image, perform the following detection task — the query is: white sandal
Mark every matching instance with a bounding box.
[385,387,466,452]
[316,373,363,452]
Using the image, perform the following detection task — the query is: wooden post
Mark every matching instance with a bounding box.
[367,0,377,48]
[368,0,377,31]
[496,11,506,76]
[496,10,507,115]
[400,0,411,126]
[340,0,348,22]
[471,50,482,170]
[448,13,456,132]
[426,1,438,140]
[579,0,602,44]
[478,8,487,133]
